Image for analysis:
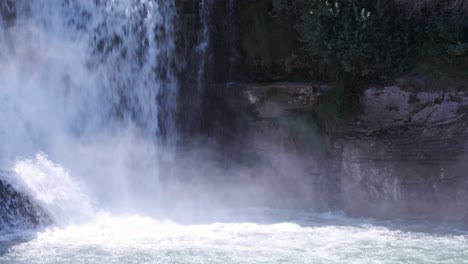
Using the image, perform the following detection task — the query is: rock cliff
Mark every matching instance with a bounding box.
[340,86,468,222]
[241,82,468,222]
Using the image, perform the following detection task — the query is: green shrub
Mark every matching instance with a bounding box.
[412,51,468,91]
[241,1,273,68]
[273,0,463,83]
[395,0,468,16]
[270,0,467,129]
[240,0,297,77]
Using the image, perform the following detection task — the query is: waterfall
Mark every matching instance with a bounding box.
[227,0,235,81]
[196,0,213,92]
[0,0,179,229]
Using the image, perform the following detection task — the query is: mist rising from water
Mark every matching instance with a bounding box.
[0,0,179,226]
[0,0,326,231]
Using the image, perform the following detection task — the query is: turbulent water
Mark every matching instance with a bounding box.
[1,1,468,263]
[0,210,467,264]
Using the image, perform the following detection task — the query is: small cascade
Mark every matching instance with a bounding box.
[0,2,9,59]
[195,0,213,92]
[227,0,236,81]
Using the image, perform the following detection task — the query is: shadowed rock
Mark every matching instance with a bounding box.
[0,175,51,232]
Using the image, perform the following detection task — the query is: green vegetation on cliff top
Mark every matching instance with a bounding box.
[239,0,468,126]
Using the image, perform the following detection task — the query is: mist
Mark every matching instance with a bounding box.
[0,0,326,228]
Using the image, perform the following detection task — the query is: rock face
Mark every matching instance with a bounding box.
[242,83,342,210]
[0,175,50,232]
[240,82,468,222]
[244,83,322,119]
[340,86,468,222]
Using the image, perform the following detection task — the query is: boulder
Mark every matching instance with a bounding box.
[0,175,51,232]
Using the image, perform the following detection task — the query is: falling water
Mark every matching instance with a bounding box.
[0,0,178,225]
[195,0,213,92]
[227,0,236,81]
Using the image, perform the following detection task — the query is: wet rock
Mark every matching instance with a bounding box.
[239,82,341,210]
[0,175,51,232]
[238,82,468,222]
[340,86,468,222]
[243,83,323,119]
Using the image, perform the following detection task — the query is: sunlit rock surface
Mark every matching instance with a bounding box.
[244,83,322,119]
[340,86,468,222]
[241,82,468,222]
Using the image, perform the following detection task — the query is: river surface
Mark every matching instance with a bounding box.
[0,209,467,264]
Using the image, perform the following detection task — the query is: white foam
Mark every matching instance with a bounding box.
[0,212,466,263]
[11,153,94,225]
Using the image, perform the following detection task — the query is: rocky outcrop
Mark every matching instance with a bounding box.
[0,175,50,232]
[343,86,468,138]
[244,83,323,119]
[240,82,468,222]
[241,83,342,210]
[339,86,468,222]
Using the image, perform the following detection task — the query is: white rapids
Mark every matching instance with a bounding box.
[0,210,467,264]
